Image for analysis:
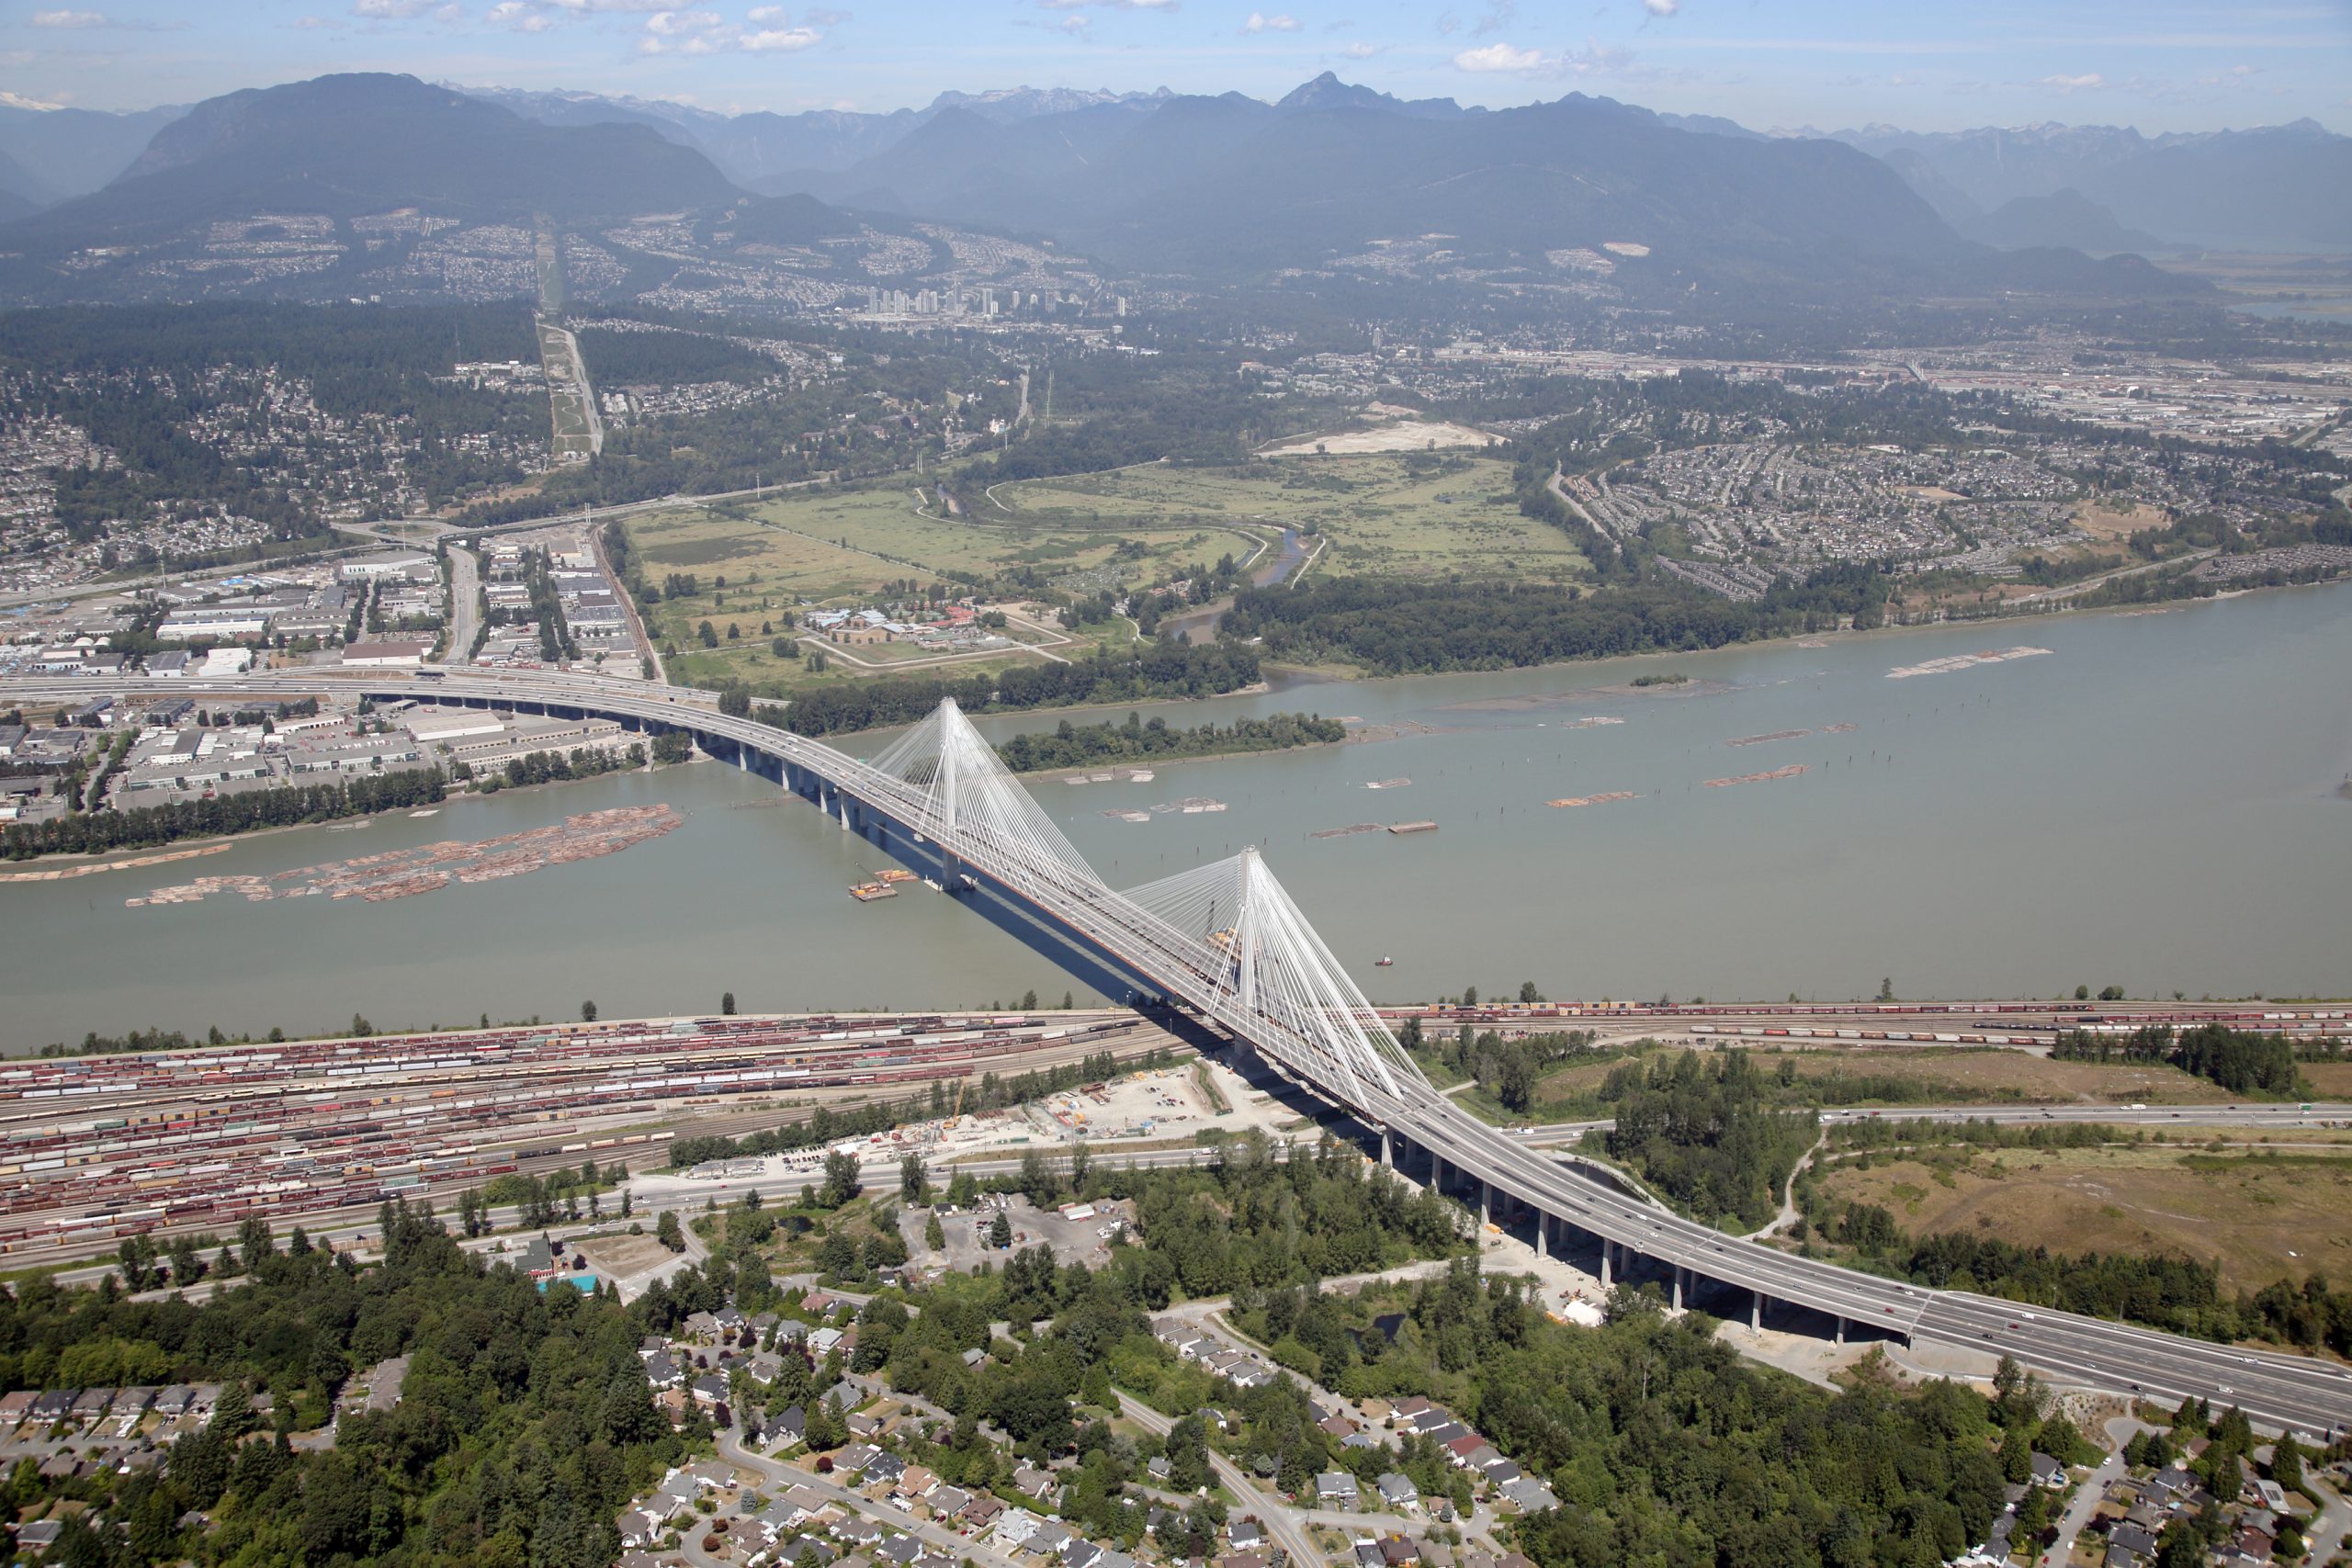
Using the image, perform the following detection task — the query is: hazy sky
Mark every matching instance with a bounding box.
[6,0,2348,133]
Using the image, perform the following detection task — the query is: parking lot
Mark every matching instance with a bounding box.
[900,1192,1135,1277]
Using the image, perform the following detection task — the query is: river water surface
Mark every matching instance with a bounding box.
[4,587,2347,1046]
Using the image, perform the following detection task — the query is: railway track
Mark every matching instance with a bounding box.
[0,1011,1180,1267]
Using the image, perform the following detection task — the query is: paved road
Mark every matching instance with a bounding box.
[1116,1392,1324,1566]
[441,539,480,667]
[715,1428,1028,1568]
[11,666,2352,1440]
[2048,1417,2154,1568]
[2020,548,2220,604]
[2303,1474,2350,1567]
[1517,1100,2352,1149]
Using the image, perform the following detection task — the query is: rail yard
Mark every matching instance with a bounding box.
[5,996,2344,1275]
[0,1008,1175,1267]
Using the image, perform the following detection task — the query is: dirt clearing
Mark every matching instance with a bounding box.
[574,1232,675,1279]
[1261,419,1495,457]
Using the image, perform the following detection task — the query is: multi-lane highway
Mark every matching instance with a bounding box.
[1380,1096,2352,1440]
[8,666,2352,1438]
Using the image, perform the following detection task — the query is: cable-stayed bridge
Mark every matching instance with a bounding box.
[8,669,2351,1439]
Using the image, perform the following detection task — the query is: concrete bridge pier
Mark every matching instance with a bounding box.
[1599,1239,1612,1289]
[1834,1315,1847,1346]
[1378,1128,1392,1168]
[1671,1267,1685,1312]
[1750,1291,1769,1332]
[1479,1181,1492,1226]
[1533,1211,1548,1260]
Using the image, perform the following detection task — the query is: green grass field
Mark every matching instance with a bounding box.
[990,455,1589,584]
[624,454,1581,691]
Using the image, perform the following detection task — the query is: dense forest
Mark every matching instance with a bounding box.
[1,768,446,860]
[1590,1051,1822,1231]
[1218,568,1891,676]
[993,710,1343,773]
[969,349,1340,484]
[1234,1256,2031,1568]
[777,644,1262,737]
[572,327,778,388]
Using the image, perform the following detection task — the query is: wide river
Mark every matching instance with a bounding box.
[5,587,2348,1046]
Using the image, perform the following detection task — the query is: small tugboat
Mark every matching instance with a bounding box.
[1375,955,1395,967]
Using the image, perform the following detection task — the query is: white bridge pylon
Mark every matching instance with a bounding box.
[867,697,1427,1112]
[867,696,1099,888]
[1121,847,1430,1109]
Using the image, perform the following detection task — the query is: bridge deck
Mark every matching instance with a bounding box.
[11,668,2352,1440]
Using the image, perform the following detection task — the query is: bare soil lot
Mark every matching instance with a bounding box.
[1261,420,1496,457]
[901,1193,1131,1278]
[574,1231,675,1279]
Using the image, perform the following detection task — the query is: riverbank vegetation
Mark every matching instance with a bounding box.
[995,710,1344,774]
[776,643,1262,737]
[0,767,447,861]
[1218,569,1891,676]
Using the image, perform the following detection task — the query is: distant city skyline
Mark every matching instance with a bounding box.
[4,0,2348,136]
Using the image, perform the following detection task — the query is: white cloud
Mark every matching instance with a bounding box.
[1241,11,1299,32]
[2041,72,2106,91]
[546,0,673,12]
[30,7,109,25]
[350,0,440,16]
[0,87,64,109]
[634,7,827,55]
[1453,36,1631,76]
[1453,40,1543,72]
[741,24,820,50]
[746,3,786,17]
[1642,0,1677,16]
[486,0,551,28]
[1340,40,1379,58]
